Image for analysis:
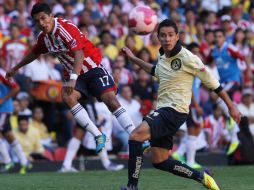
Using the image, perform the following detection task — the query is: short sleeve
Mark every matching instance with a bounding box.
[59,22,87,51]
[187,55,220,91]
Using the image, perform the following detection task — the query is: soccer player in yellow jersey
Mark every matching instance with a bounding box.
[120,19,242,190]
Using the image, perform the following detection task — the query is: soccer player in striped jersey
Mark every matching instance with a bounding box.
[5,3,137,154]
[120,19,242,190]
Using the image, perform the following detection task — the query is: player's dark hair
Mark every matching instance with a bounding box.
[31,3,51,18]
[157,19,178,34]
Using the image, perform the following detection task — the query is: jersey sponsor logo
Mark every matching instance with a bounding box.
[171,58,182,71]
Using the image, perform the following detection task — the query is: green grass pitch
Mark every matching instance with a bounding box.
[1,166,254,190]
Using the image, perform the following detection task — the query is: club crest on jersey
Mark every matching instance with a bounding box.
[171,58,182,71]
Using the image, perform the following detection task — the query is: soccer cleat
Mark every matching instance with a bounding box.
[202,171,220,190]
[95,134,106,153]
[105,162,124,171]
[171,152,185,163]
[19,163,33,174]
[0,162,14,172]
[59,166,79,173]
[142,141,151,153]
[227,141,239,155]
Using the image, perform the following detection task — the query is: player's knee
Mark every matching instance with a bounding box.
[152,161,168,171]
[129,130,140,141]
[62,94,78,106]
[103,96,120,112]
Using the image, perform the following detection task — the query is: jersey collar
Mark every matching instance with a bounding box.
[159,41,182,58]
[51,18,58,36]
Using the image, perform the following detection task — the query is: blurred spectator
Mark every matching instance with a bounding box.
[30,106,54,150]
[201,0,231,12]
[99,30,119,61]
[204,11,219,30]
[16,91,32,116]
[199,29,215,64]
[113,55,133,86]
[14,114,45,161]
[9,99,20,130]
[0,4,11,36]
[0,68,30,173]
[131,69,156,116]
[113,85,142,156]
[212,29,243,97]
[147,32,161,63]
[63,3,79,25]
[237,88,254,138]
[221,15,235,43]
[204,104,228,153]
[1,23,29,91]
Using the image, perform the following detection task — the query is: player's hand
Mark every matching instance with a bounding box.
[195,105,203,117]
[121,47,135,59]
[229,106,242,124]
[5,68,17,80]
[63,80,76,95]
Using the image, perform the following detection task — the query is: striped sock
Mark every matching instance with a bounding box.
[71,103,101,137]
[113,106,135,134]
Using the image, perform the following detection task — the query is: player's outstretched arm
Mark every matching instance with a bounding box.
[5,51,40,79]
[217,89,242,124]
[121,47,153,74]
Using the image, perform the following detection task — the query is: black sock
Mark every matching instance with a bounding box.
[153,158,203,182]
[127,140,143,188]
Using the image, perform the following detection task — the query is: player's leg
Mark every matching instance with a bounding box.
[62,89,105,153]
[61,126,84,172]
[62,89,102,137]
[121,121,151,190]
[186,109,203,169]
[4,131,32,174]
[101,91,135,134]
[151,147,220,190]
[0,135,14,172]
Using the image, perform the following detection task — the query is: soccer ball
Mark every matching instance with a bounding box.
[128,5,158,35]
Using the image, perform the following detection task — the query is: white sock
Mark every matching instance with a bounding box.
[70,103,102,137]
[186,135,197,166]
[11,140,28,166]
[0,139,12,164]
[177,134,187,156]
[113,106,135,134]
[98,149,111,168]
[63,137,81,169]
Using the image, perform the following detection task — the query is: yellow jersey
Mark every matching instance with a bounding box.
[153,44,220,113]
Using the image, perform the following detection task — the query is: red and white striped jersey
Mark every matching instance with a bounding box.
[32,18,102,78]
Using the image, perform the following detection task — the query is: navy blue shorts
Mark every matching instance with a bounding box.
[75,67,117,101]
[144,107,188,150]
[0,113,12,134]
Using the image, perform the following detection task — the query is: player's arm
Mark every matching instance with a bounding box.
[63,49,84,95]
[0,76,20,105]
[191,56,241,124]
[121,47,154,74]
[5,51,39,79]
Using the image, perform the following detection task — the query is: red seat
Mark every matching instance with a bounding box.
[54,147,67,161]
[43,149,55,161]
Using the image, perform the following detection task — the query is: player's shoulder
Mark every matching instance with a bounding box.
[57,17,78,29]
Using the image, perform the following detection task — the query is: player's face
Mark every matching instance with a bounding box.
[158,26,179,52]
[33,12,55,34]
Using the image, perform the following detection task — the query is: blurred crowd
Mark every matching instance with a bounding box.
[1,0,254,169]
